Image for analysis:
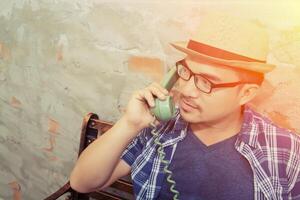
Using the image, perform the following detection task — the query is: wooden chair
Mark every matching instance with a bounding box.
[44,113,134,200]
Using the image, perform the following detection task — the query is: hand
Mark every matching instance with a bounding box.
[123,82,169,132]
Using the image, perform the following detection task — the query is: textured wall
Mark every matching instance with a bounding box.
[0,1,299,199]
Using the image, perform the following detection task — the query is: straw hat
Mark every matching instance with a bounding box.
[171,13,275,73]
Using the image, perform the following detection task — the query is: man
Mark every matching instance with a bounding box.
[69,13,300,199]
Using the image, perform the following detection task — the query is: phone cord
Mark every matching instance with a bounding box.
[150,122,180,200]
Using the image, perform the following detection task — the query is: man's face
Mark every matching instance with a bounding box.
[177,56,243,124]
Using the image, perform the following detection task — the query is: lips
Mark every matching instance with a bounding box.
[180,98,198,110]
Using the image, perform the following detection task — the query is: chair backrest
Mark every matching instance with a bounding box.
[44,113,134,200]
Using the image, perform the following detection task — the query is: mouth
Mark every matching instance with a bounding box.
[180,98,198,111]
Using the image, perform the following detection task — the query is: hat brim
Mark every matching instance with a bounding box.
[171,41,275,74]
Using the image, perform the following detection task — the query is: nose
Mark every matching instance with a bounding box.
[179,76,200,98]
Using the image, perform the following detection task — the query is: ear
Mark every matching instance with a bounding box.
[238,84,260,106]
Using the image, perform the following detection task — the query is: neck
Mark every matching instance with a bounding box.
[190,107,244,146]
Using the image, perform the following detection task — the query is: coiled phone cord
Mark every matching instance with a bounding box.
[150,121,180,200]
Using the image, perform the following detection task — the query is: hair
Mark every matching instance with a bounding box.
[234,68,264,86]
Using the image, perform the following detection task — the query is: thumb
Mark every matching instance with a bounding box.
[149,115,161,128]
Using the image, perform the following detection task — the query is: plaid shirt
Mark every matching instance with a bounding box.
[121,106,300,200]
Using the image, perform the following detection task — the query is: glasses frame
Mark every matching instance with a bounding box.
[175,60,255,94]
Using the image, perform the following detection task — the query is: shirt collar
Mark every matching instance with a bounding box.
[236,105,260,148]
[159,105,262,148]
[159,111,188,145]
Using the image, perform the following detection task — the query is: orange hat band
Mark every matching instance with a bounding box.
[187,40,266,63]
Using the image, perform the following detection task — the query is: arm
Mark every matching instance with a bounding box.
[69,83,169,193]
[70,116,140,193]
[98,159,131,190]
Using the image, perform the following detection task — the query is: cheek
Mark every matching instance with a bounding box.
[179,90,240,123]
[177,78,200,97]
[205,90,240,110]
[196,89,240,112]
[177,79,188,91]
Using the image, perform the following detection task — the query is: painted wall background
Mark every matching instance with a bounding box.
[0,0,299,199]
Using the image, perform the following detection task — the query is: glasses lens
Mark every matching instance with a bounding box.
[194,75,212,93]
[177,63,190,80]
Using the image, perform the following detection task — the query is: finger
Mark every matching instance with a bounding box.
[149,115,161,127]
[153,117,161,126]
[147,86,166,100]
[143,90,155,107]
[152,82,169,95]
[134,90,144,101]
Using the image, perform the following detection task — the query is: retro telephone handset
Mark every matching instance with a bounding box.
[150,67,180,200]
[151,66,179,121]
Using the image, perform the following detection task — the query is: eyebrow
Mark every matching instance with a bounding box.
[181,60,222,82]
[199,73,222,82]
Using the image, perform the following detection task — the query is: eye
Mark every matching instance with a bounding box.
[179,66,187,74]
[195,75,211,92]
[202,78,210,85]
[178,64,190,79]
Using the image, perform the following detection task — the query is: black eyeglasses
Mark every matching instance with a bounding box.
[175,60,254,94]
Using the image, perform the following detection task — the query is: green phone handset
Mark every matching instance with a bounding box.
[151,66,179,121]
[150,67,180,200]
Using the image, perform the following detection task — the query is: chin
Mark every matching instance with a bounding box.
[179,107,203,123]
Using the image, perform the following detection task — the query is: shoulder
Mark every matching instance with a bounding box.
[248,107,300,157]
